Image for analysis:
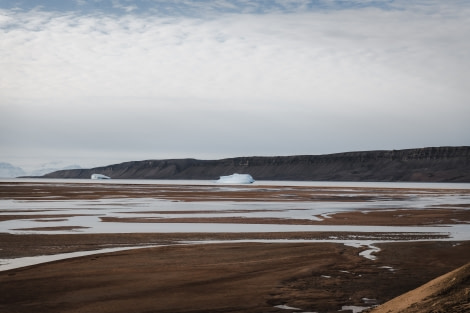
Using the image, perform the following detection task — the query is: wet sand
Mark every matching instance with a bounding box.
[0,181,469,312]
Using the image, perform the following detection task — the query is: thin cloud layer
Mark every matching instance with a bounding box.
[0,1,469,169]
[0,0,396,15]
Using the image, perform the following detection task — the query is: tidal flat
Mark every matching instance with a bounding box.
[0,180,469,313]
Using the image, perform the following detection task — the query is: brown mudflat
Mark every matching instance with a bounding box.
[2,181,468,202]
[98,208,470,226]
[0,181,469,312]
[1,241,470,313]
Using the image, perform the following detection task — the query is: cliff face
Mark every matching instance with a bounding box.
[43,146,470,182]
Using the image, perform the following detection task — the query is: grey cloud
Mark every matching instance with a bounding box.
[1,2,469,169]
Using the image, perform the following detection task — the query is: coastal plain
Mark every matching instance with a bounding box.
[0,180,469,313]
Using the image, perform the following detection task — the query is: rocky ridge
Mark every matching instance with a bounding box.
[42,146,470,182]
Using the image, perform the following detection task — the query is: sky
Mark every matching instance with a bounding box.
[1,0,469,171]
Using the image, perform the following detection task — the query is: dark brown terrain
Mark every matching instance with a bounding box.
[0,181,469,312]
[41,146,470,181]
[1,240,470,313]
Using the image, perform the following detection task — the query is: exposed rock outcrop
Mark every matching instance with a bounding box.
[42,146,470,182]
[369,262,470,313]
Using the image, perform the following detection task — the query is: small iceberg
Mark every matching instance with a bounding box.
[216,173,254,184]
[91,174,111,180]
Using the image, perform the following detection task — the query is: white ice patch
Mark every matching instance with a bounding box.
[216,173,254,184]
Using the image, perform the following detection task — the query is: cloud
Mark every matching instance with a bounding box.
[2,6,468,100]
[0,2,469,167]
[112,0,138,13]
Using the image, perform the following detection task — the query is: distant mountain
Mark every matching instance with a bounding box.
[42,146,470,182]
[0,162,83,178]
[29,164,82,177]
[0,162,26,178]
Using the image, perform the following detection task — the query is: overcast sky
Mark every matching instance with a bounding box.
[1,0,469,171]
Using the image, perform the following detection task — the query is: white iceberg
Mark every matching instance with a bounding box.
[216,173,254,184]
[91,174,111,180]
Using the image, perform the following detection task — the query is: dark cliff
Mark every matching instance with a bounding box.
[42,146,470,182]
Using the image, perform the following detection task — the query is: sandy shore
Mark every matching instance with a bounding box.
[0,181,469,312]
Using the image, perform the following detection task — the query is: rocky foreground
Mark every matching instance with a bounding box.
[369,261,470,313]
[42,146,470,182]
